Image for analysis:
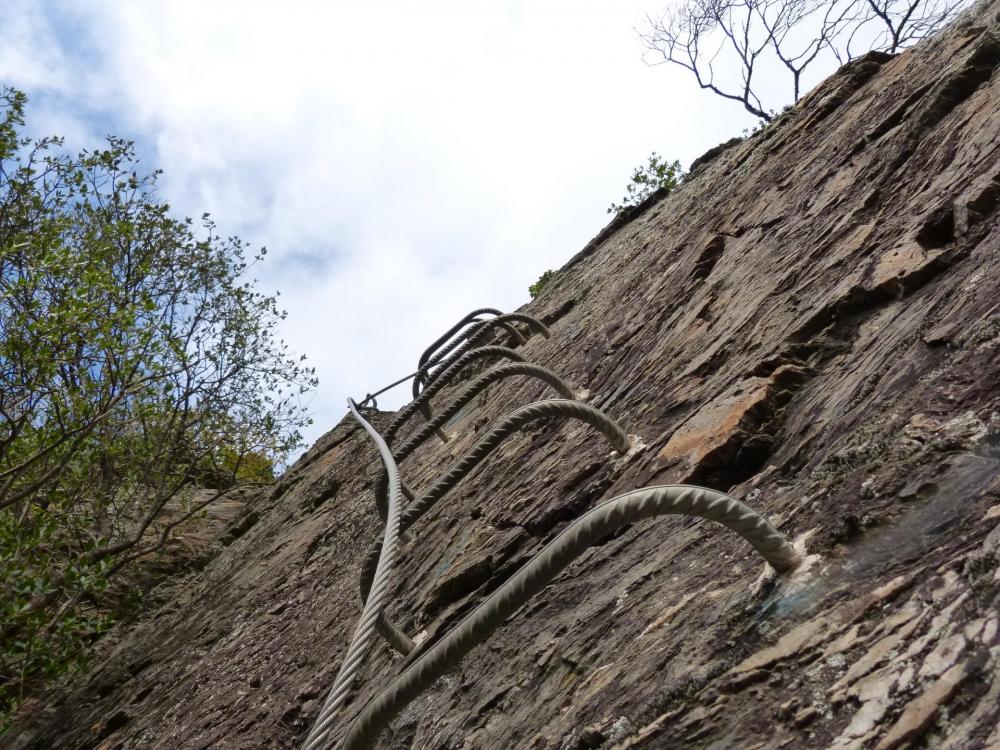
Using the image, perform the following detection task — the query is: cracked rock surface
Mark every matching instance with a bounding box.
[7,2,1000,748]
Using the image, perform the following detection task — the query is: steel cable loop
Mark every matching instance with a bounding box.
[300,400,406,750]
[338,485,801,749]
[392,363,578,464]
[415,314,551,400]
[358,399,630,653]
[383,346,527,444]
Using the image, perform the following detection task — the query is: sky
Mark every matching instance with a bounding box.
[1,0,823,451]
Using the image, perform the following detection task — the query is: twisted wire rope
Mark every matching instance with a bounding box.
[359,399,630,655]
[383,345,526,444]
[300,399,405,750]
[415,313,550,400]
[338,485,800,749]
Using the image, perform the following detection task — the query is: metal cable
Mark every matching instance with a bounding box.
[338,484,801,749]
[391,363,577,464]
[358,370,421,409]
[359,399,630,654]
[415,313,551,400]
[373,478,415,524]
[300,400,406,750]
[383,346,526,444]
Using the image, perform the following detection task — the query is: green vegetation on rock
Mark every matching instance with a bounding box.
[529,269,556,299]
[608,152,683,215]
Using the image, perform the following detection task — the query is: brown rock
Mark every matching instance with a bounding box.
[874,661,968,750]
[730,617,833,675]
[11,3,1000,749]
[792,706,820,727]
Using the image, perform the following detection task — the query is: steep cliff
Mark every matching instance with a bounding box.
[8,1,1000,748]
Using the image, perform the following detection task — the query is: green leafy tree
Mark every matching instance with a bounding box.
[608,152,683,215]
[0,87,316,723]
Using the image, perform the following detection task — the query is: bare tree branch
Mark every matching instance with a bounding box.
[641,0,970,119]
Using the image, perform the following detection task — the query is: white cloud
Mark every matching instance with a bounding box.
[4,0,772,449]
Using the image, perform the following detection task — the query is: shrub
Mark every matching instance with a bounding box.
[608,152,683,214]
[529,269,555,298]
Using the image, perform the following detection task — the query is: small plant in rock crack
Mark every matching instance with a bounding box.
[529,269,556,298]
[608,152,683,214]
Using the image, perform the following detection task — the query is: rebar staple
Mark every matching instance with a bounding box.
[302,304,802,750]
[415,308,504,376]
[360,398,630,655]
[338,485,800,749]
[393,362,577,463]
[414,313,550,400]
[383,345,526,443]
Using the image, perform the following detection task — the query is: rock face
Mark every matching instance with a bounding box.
[9,3,1000,748]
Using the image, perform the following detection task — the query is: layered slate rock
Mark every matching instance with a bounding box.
[8,1,1000,748]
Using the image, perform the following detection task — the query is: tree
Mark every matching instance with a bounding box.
[0,87,316,723]
[608,152,684,215]
[641,0,970,121]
